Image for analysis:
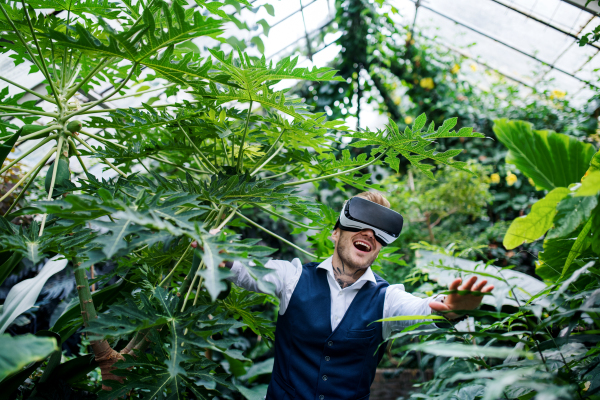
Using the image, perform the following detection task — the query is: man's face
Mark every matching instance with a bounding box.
[331,228,383,270]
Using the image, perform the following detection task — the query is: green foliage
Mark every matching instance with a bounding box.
[0,334,58,381]
[494,119,596,191]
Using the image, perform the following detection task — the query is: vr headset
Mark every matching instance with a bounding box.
[335,197,404,246]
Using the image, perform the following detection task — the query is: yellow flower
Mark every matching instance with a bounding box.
[470,63,478,72]
[528,178,535,186]
[450,64,460,74]
[506,172,518,186]
[419,77,434,90]
[550,89,566,99]
[404,116,413,125]
[490,173,500,184]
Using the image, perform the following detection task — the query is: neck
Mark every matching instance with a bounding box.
[331,249,367,289]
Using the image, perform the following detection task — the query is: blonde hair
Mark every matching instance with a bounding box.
[354,191,390,208]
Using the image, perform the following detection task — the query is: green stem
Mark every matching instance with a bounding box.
[0,106,58,118]
[236,100,253,172]
[108,83,176,102]
[0,134,56,175]
[3,160,44,216]
[159,242,193,287]
[149,154,210,174]
[0,146,56,203]
[256,204,315,229]
[21,0,62,108]
[16,125,71,144]
[250,144,284,177]
[250,129,285,175]
[72,134,127,177]
[77,100,201,115]
[283,149,388,187]
[0,3,43,88]
[67,137,89,174]
[39,136,65,237]
[65,57,112,99]
[263,166,300,180]
[78,130,127,149]
[74,265,98,327]
[0,75,55,103]
[234,211,318,259]
[176,122,217,173]
[220,138,230,166]
[193,264,205,306]
[68,62,139,118]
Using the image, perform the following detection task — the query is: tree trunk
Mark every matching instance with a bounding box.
[425,212,435,243]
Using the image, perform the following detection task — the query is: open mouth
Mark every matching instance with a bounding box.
[353,240,372,253]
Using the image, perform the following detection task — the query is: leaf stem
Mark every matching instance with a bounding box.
[78,130,127,149]
[0,75,55,103]
[250,144,284,177]
[68,62,139,118]
[0,134,57,175]
[3,159,44,216]
[39,135,65,236]
[236,101,253,172]
[0,106,58,118]
[0,146,56,203]
[283,149,388,187]
[256,204,315,229]
[71,134,127,178]
[67,137,89,174]
[65,57,112,99]
[149,154,210,174]
[159,242,193,287]
[176,122,217,173]
[263,166,300,180]
[250,129,285,175]
[21,0,62,108]
[234,211,319,259]
[19,125,62,144]
[108,83,177,102]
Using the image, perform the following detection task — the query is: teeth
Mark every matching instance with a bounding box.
[354,241,371,251]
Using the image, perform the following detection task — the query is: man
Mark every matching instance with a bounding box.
[224,191,494,400]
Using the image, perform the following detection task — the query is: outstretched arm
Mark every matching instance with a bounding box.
[429,276,494,319]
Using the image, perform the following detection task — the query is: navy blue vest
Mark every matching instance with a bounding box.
[266,262,389,400]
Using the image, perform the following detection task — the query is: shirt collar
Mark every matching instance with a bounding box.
[317,256,376,285]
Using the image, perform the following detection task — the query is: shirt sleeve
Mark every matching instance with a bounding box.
[382,284,445,340]
[227,258,303,315]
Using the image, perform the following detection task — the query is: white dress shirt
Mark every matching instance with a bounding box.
[228,256,440,339]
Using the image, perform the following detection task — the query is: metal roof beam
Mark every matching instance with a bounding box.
[409,0,599,89]
[489,0,600,51]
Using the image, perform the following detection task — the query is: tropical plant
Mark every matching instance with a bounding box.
[384,119,600,399]
[0,1,484,397]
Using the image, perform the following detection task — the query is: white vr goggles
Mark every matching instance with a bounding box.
[336,197,404,246]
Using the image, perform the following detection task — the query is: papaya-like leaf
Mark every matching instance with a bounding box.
[494,119,595,190]
[0,334,58,381]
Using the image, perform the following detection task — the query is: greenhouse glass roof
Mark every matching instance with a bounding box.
[2,0,600,175]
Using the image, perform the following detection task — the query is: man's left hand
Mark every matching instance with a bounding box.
[429,276,494,320]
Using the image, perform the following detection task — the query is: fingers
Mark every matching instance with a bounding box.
[429,301,450,313]
[472,279,488,292]
[481,284,494,293]
[459,276,478,291]
[449,278,462,290]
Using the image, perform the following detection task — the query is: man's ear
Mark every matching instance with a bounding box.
[330,228,340,244]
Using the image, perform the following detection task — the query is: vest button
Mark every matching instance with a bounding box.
[328,341,333,346]
[325,356,330,361]
[322,375,328,381]
[320,396,325,400]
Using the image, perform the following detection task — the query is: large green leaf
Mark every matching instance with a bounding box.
[0,334,58,381]
[548,194,598,239]
[493,119,595,190]
[0,255,67,333]
[45,2,223,63]
[503,188,570,250]
[352,115,484,179]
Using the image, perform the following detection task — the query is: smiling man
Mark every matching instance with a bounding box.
[225,191,494,400]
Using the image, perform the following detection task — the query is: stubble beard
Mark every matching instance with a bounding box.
[336,232,379,271]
